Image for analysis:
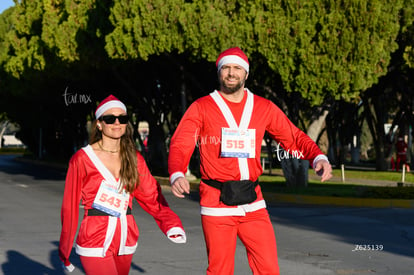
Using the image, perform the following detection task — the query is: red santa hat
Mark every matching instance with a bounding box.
[95,95,127,119]
[216,47,249,73]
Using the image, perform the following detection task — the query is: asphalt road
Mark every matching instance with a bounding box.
[0,154,413,275]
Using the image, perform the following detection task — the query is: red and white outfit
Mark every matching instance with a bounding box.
[59,145,186,273]
[169,89,327,274]
[396,137,409,172]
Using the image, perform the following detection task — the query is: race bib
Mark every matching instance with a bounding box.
[92,179,130,217]
[220,128,255,158]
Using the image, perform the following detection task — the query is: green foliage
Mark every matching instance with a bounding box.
[400,0,414,68]
[106,0,187,60]
[2,0,409,102]
[402,15,414,67]
[42,0,113,64]
[42,0,84,62]
[255,0,403,105]
[404,44,414,68]
[0,6,14,64]
[0,1,45,78]
[177,0,256,61]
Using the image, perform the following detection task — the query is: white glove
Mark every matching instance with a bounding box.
[62,262,75,272]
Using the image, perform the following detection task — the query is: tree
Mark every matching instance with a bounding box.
[0,0,108,159]
[251,1,405,180]
[359,0,414,170]
[255,0,403,105]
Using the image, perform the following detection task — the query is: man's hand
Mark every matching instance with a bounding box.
[171,177,190,198]
[314,159,333,182]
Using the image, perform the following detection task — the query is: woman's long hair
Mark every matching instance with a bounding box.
[89,120,139,193]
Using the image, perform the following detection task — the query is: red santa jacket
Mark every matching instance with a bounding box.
[59,145,186,267]
[168,89,326,216]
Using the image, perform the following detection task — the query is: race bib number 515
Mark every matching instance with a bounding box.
[220,128,255,158]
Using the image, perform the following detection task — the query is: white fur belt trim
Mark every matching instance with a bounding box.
[200,200,266,216]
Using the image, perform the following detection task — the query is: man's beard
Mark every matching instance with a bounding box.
[220,77,245,94]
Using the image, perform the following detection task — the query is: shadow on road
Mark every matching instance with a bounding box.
[267,205,414,259]
[1,239,149,275]
[2,250,60,275]
[0,155,66,181]
[1,241,85,275]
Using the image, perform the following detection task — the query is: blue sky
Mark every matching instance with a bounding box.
[0,0,15,14]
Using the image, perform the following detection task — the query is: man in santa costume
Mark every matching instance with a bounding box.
[59,95,186,274]
[168,47,332,275]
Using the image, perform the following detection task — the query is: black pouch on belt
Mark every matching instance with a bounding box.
[202,179,258,206]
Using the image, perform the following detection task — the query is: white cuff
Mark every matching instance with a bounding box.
[62,263,75,272]
[167,227,187,244]
[313,154,329,168]
[170,172,185,185]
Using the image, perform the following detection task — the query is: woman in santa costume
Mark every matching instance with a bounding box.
[59,95,186,274]
[168,47,332,275]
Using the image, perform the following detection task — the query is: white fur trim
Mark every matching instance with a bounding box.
[75,243,137,257]
[75,245,106,257]
[102,216,117,256]
[217,55,249,72]
[200,200,266,216]
[62,263,75,272]
[167,227,187,243]
[118,214,128,254]
[95,100,127,118]
[313,154,329,168]
[170,171,185,185]
[83,145,117,183]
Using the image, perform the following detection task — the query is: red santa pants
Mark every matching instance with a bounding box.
[79,218,134,275]
[201,208,279,275]
[80,253,133,275]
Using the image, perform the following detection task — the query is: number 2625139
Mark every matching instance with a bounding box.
[352,244,383,251]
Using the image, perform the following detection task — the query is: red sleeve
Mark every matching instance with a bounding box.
[265,101,323,166]
[59,152,83,266]
[168,101,202,177]
[134,152,184,234]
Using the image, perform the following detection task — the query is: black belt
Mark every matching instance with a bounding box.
[87,207,132,216]
[201,179,259,189]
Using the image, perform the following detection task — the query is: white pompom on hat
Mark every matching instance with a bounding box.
[216,47,249,73]
[95,95,127,119]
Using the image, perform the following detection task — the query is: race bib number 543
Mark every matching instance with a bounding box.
[92,179,129,217]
